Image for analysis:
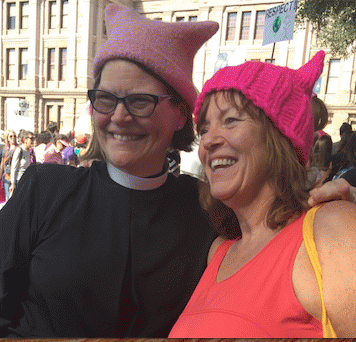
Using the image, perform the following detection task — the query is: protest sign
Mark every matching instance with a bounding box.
[6,98,34,133]
[263,0,297,46]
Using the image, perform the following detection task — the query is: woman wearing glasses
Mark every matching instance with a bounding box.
[0,5,218,338]
[0,4,353,339]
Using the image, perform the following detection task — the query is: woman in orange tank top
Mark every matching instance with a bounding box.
[170,51,356,338]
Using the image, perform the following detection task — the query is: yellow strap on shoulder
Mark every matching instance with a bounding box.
[303,205,337,338]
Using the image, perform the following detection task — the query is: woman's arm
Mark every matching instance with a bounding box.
[10,148,21,185]
[308,178,356,207]
[0,166,39,336]
[314,201,356,336]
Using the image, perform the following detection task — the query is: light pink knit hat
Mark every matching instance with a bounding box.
[194,50,325,165]
[93,5,219,111]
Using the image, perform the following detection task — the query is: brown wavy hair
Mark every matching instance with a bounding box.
[197,90,310,239]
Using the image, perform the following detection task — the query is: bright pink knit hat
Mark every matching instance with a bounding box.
[194,51,325,165]
[93,5,219,111]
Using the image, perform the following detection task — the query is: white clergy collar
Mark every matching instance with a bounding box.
[107,162,168,191]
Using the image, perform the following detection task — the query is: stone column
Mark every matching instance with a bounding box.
[66,0,79,89]
[77,0,91,88]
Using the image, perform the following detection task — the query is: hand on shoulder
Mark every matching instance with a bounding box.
[309,178,356,207]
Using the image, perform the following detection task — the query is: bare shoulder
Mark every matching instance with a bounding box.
[313,200,356,336]
[314,200,356,238]
[207,235,228,264]
[313,200,356,262]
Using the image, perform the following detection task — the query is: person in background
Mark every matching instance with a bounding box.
[0,132,5,165]
[324,129,353,182]
[29,138,37,165]
[167,148,180,177]
[332,122,352,154]
[9,130,33,195]
[34,131,52,163]
[312,95,329,137]
[1,130,18,201]
[60,133,79,167]
[331,131,356,186]
[0,132,6,207]
[74,133,88,157]
[312,134,333,168]
[43,136,64,165]
[169,51,356,338]
[179,138,204,180]
[306,95,330,189]
[47,121,59,142]
[307,134,333,189]
[78,132,102,167]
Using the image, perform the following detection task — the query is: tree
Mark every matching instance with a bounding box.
[296,0,356,57]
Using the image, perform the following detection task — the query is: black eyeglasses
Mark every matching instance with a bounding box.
[88,89,171,117]
[26,136,34,140]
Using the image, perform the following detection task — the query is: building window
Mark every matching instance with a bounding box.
[49,1,57,29]
[20,2,29,29]
[60,0,68,29]
[48,48,56,81]
[20,48,28,80]
[7,48,16,80]
[7,2,16,30]
[176,17,185,22]
[240,11,251,40]
[47,105,55,122]
[254,11,265,40]
[189,16,197,22]
[58,105,64,128]
[326,59,340,94]
[59,48,67,81]
[154,17,162,21]
[265,58,275,64]
[226,12,237,41]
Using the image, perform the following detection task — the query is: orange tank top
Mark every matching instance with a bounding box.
[169,213,323,338]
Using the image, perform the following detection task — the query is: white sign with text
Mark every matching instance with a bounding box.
[262,0,297,46]
[6,98,34,133]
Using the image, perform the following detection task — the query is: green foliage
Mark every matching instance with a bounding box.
[296,0,356,57]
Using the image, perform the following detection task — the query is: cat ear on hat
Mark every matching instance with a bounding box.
[104,4,120,36]
[297,50,325,95]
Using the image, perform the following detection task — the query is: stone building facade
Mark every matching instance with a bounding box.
[0,0,131,134]
[134,0,356,141]
[1,0,355,141]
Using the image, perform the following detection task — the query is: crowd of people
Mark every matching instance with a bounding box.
[0,4,355,339]
[0,123,91,205]
[309,120,356,188]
